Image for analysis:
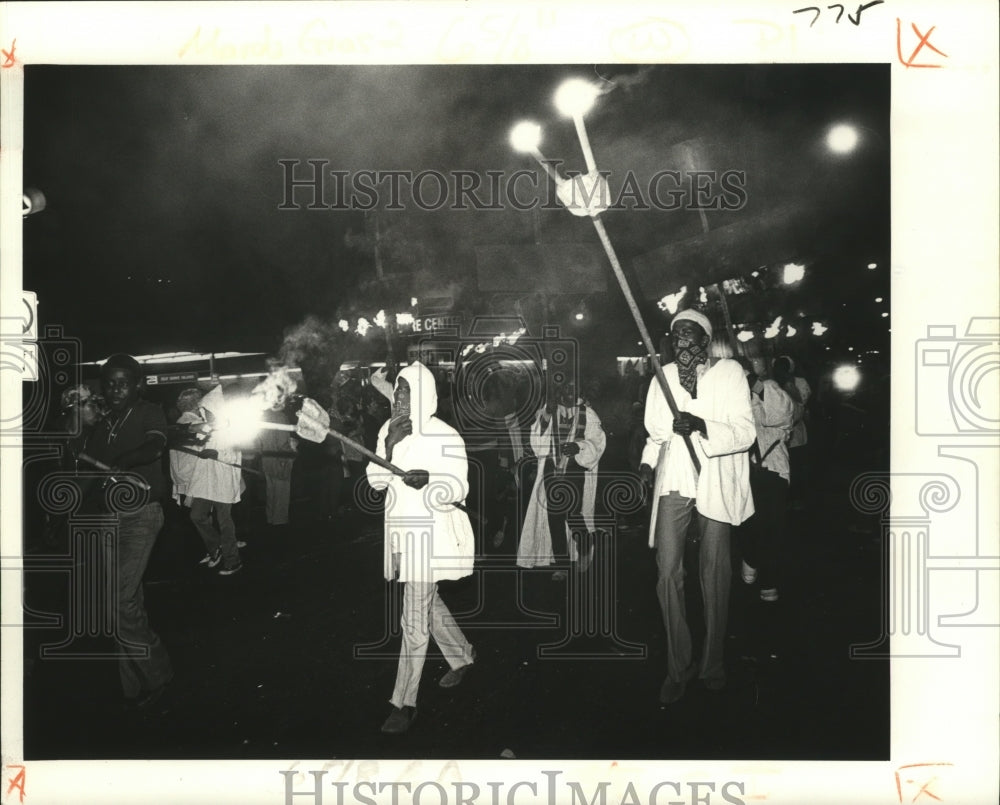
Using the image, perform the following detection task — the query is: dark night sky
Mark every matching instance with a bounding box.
[22,63,889,364]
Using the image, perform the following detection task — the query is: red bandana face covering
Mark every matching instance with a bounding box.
[674,334,707,397]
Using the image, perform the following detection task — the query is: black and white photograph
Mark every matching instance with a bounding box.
[1,2,997,804]
[19,58,891,757]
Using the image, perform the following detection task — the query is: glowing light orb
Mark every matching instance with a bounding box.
[827,124,859,154]
[867,263,877,270]
[217,397,267,445]
[510,121,543,153]
[833,365,861,392]
[554,78,600,118]
[575,312,584,321]
[782,263,805,285]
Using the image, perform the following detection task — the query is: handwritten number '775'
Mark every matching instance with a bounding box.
[793,0,884,27]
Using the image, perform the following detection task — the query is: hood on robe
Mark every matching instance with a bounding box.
[198,384,225,418]
[395,362,437,427]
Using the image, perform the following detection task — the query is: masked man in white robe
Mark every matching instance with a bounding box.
[366,362,476,735]
[517,377,606,578]
[640,309,755,704]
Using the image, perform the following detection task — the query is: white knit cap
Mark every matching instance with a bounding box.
[670,309,713,340]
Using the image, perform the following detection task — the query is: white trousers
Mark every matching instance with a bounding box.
[390,580,474,708]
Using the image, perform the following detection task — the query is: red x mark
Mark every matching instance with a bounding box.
[895,763,953,803]
[1,38,17,68]
[896,19,948,68]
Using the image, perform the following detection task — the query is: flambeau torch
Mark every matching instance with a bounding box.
[231,371,474,516]
[510,79,701,473]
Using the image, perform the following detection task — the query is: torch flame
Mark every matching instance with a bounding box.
[657,286,688,315]
[763,316,783,339]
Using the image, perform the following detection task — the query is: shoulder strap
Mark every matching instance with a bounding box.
[759,438,782,463]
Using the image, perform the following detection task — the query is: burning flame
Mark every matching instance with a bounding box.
[356,317,372,336]
[396,312,414,327]
[782,263,805,284]
[338,320,349,332]
[786,325,797,337]
[736,330,755,342]
[763,316,783,339]
[657,286,688,314]
[811,322,828,336]
[215,397,268,446]
[374,310,387,328]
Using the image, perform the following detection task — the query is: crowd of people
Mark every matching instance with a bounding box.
[40,307,829,730]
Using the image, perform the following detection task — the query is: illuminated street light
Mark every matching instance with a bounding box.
[833,365,862,392]
[509,121,543,153]
[827,123,859,154]
[554,78,600,118]
[555,78,602,174]
[782,263,806,284]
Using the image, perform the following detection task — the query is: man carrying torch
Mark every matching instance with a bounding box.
[640,309,755,704]
[297,361,476,735]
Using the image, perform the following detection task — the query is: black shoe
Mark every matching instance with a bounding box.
[200,549,222,568]
[219,562,243,576]
[380,706,417,734]
[439,647,476,688]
